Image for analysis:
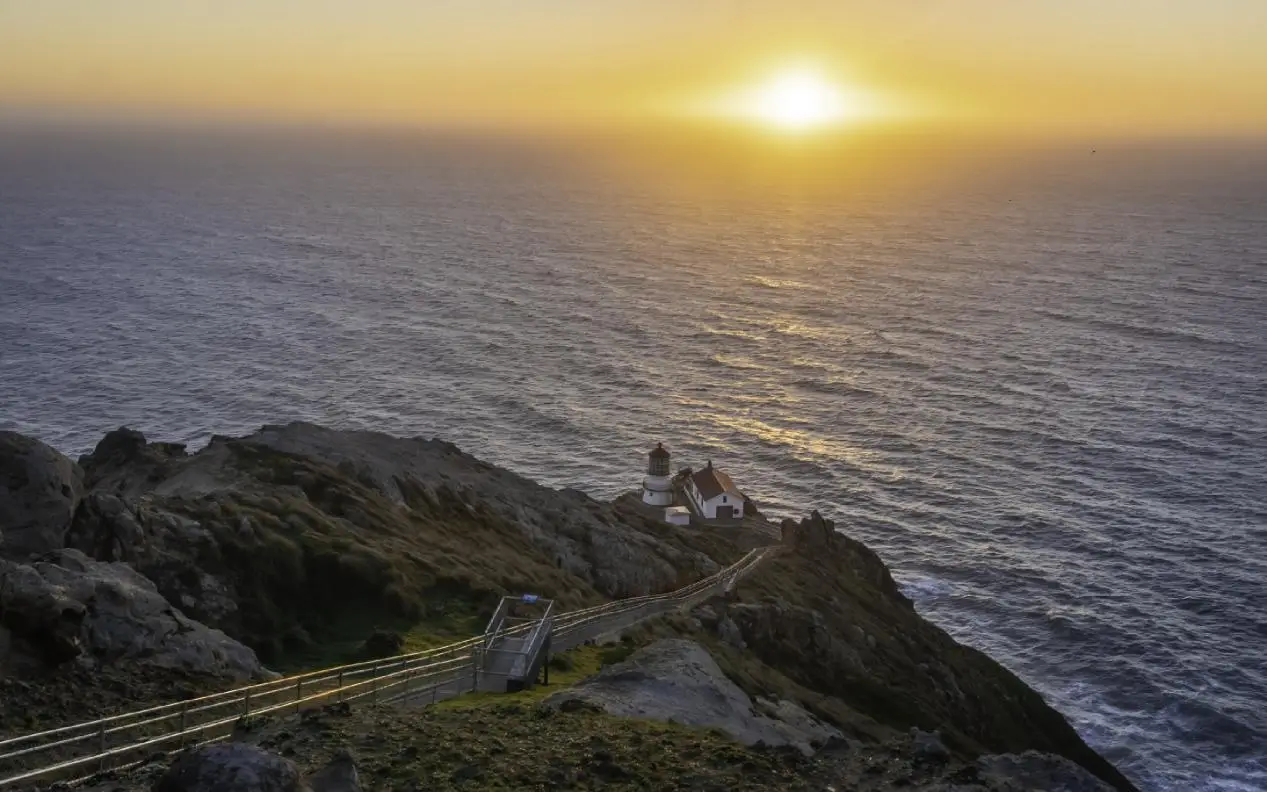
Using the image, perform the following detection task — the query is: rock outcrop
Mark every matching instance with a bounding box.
[59,423,748,661]
[0,432,84,560]
[545,639,842,756]
[780,509,908,603]
[0,549,266,680]
[702,510,1138,791]
[0,556,83,666]
[77,427,191,494]
[306,750,362,792]
[154,744,307,792]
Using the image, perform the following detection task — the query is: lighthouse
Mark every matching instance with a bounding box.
[641,443,674,506]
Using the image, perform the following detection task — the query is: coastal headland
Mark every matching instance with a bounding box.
[0,423,1138,791]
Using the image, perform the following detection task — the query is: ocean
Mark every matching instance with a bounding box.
[1,125,1264,791]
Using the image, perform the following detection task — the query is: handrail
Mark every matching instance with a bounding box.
[0,545,775,788]
[481,598,511,651]
[0,634,488,753]
[513,601,556,679]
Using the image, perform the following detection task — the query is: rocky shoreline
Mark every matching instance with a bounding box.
[0,423,1139,790]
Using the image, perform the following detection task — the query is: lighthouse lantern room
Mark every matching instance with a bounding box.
[642,443,674,506]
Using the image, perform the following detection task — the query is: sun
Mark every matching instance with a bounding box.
[736,67,854,133]
[683,61,887,134]
[748,68,846,131]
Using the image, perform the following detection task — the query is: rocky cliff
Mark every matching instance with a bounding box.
[0,424,1137,791]
[60,423,756,662]
[673,512,1137,790]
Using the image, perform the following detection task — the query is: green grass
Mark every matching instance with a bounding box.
[432,641,640,713]
[247,696,828,792]
[269,599,493,673]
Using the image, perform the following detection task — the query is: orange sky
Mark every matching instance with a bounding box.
[3,1,1266,136]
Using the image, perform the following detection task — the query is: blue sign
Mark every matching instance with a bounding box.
[521,594,539,603]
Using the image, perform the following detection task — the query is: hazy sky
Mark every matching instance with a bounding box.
[3,0,1266,135]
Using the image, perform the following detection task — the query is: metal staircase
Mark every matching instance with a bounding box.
[479,595,555,691]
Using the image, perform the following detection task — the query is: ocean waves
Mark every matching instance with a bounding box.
[2,132,1265,791]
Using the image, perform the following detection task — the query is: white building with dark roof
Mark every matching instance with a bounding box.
[685,460,746,520]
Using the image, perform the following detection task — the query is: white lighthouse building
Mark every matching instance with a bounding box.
[641,443,675,506]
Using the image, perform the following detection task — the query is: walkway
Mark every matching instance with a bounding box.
[0,546,777,788]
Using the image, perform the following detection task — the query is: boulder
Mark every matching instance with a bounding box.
[0,558,85,665]
[544,639,841,755]
[0,431,84,559]
[911,728,951,762]
[361,630,404,659]
[0,549,267,679]
[154,743,306,792]
[307,750,362,792]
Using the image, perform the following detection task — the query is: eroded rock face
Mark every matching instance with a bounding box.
[0,549,266,680]
[0,431,84,559]
[0,556,85,665]
[544,639,842,755]
[154,743,307,792]
[78,427,189,494]
[721,599,870,680]
[779,510,834,548]
[65,492,238,628]
[720,526,1139,792]
[780,510,909,607]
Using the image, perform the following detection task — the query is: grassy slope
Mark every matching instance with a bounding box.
[151,441,772,669]
[237,643,837,792]
[152,442,609,665]
[88,642,1061,792]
